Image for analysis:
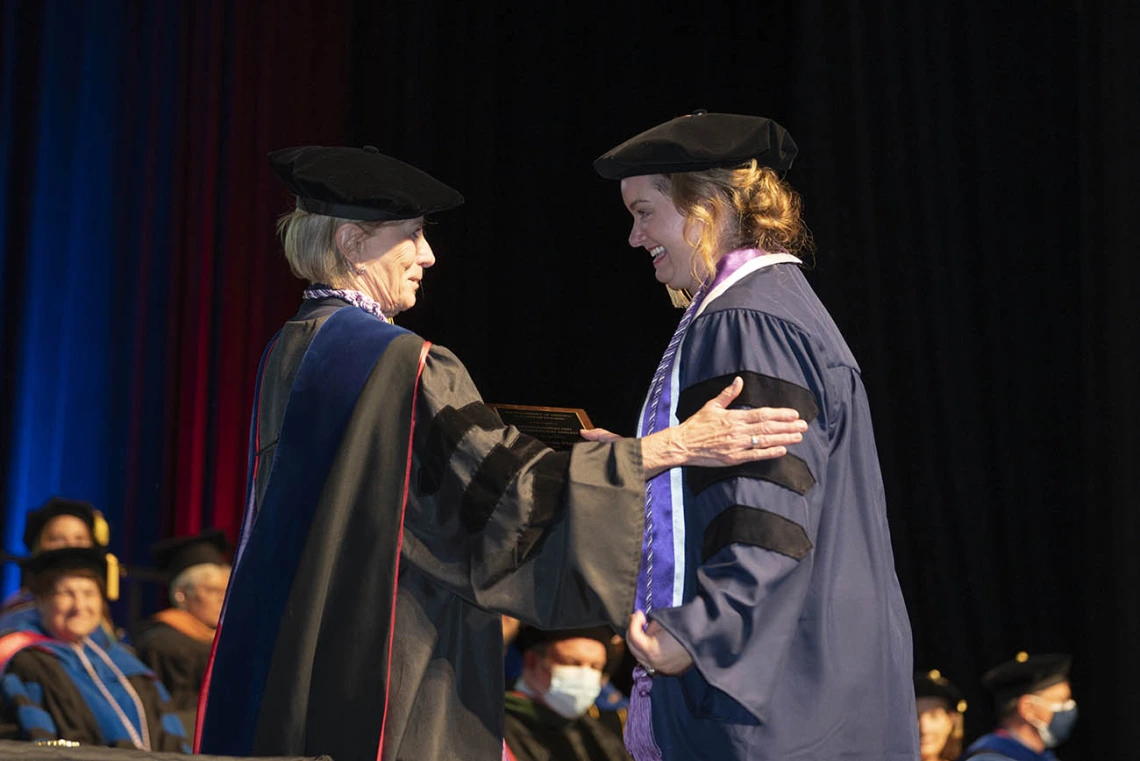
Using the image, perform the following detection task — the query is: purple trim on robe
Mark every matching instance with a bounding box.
[626,250,768,761]
[633,250,768,614]
[635,293,702,614]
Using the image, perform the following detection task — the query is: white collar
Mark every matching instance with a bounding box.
[695,252,802,319]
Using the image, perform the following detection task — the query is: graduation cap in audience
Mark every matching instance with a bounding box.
[22,546,107,578]
[593,111,798,179]
[915,669,967,714]
[514,625,619,653]
[269,145,465,222]
[21,546,119,601]
[151,529,231,581]
[22,497,110,551]
[982,651,1072,709]
[516,626,627,679]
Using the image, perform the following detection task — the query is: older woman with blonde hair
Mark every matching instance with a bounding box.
[589,112,918,761]
[196,145,808,761]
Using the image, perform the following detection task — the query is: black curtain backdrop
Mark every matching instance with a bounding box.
[345,1,1138,758]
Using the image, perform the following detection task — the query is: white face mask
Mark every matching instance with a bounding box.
[542,664,603,719]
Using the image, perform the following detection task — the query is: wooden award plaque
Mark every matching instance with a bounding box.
[488,404,595,451]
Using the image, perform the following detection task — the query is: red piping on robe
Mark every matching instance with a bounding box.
[375,340,431,761]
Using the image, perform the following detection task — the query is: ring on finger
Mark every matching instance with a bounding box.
[750,434,760,448]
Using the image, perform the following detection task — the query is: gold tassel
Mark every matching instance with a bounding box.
[92,511,111,547]
[666,286,692,308]
[105,553,120,601]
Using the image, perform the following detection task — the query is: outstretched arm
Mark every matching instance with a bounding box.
[579,376,807,477]
[639,377,806,476]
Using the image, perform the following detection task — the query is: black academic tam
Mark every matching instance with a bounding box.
[593,111,798,179]
[982,652,1072,709]
[269,145,464,222]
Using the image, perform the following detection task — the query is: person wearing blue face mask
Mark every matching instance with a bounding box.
[963,652,1077,761]
[505,627,632,761]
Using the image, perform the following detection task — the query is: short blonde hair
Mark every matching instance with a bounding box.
[275,206,381,284]
[659,160,813,287]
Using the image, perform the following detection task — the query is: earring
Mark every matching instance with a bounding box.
[354,265,366,275]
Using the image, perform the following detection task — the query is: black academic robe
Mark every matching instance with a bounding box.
[199,300,644,761]
[504,692,632,761]
[135,613,212,734]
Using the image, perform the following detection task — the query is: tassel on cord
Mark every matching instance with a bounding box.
[93,511,111,546]
[105,553,120,601]
[624,667,664,761]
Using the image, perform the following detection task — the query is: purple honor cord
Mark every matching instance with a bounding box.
[634,249,769,616]
[625,249,773,761]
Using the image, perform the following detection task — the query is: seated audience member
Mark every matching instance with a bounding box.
[0,547,187,751]
[136,530,230,733]
[914,669,966,761]
[0,497,111,621]
[505,626,632,761]
[963,652,1076,761]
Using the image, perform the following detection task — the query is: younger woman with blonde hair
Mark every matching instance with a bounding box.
[589,112,918,761]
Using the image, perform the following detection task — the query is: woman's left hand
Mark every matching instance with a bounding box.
[626,610,693,676]
[640,376,807,477]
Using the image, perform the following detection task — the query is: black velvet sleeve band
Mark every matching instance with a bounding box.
[686,454,816,496]
[461,437,548,533]
[419,402,504,495]
[676,370,820,423]
[702,505,813,562]
[513,449,572,564]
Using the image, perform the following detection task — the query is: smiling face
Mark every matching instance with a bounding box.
[620,175,700,292]
[37,573,104,643]
[338,217,435,316]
